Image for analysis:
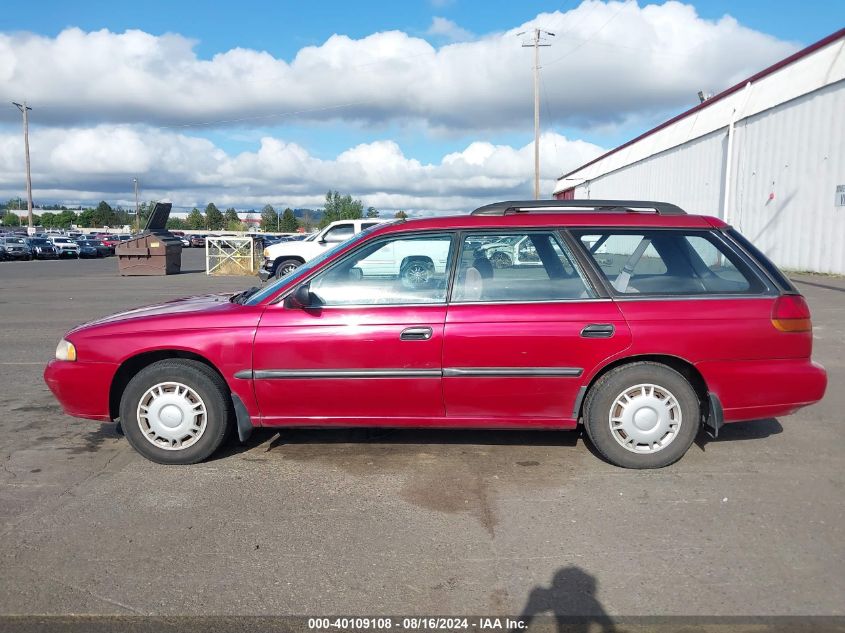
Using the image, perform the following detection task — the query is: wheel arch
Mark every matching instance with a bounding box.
[109,349,226,421]
[270,254,306,272]
[576,354,709,423]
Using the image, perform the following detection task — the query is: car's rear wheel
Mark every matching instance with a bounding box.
[582,362,700,469]
[275,259,301,279]
[119,359,232,465]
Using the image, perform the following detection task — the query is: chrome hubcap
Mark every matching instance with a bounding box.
[280,264,297,275]
[137,382,207,451]
[609,383,681,453]
[405,263,430,285]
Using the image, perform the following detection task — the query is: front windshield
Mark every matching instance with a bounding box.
[244,223,390,305]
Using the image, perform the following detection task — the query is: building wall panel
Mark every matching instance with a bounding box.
[731,81,845,274]
[569,129,726,215]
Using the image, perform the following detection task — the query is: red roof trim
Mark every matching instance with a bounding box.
[557,28,845,182]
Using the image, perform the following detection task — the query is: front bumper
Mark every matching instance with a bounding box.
[258,259,275,281]
[44,359,117,421]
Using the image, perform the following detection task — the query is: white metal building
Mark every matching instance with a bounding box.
[554,29,845,275]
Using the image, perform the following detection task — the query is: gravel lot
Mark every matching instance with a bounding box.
[0,249,843,619]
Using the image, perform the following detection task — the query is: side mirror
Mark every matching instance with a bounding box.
[285,284,313,309]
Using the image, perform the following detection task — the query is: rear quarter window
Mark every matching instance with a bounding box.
[573,229,767,296]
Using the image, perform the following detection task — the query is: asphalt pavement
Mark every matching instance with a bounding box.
[0,249,843,619]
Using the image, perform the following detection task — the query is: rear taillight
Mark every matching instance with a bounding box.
[771,295,812,332]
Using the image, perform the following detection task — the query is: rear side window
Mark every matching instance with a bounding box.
[451,232,595,302]
[573,229,765,296]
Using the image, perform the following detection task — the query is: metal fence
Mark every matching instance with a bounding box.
[205,236,258,276]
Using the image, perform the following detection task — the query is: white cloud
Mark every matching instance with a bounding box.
[426,17,474,43]
[0,125,603,213]
[0,2,797,132]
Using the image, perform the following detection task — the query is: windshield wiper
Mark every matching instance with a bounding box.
[230,286,260,304]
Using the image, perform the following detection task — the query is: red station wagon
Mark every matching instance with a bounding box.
[44,200,827,469]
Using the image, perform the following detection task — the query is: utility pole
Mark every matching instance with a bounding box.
[519,29,554,199]
[133,177,140,233]
[12,101,34,228]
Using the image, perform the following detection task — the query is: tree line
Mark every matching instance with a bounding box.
[1,191,410,231]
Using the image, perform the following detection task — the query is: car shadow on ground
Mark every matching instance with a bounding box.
[212,426,582,461]
[214,418,783,463]
[694,417,782,452]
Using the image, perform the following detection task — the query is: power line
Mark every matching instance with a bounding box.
[544,4,625,67]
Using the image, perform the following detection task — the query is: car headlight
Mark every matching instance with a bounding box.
[55,339,77,362]
[263,248,270,258]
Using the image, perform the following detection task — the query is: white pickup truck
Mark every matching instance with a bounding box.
[258,219,385,281]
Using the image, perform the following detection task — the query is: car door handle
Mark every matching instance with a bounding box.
[400,327,433,341]
[581,323,615,338]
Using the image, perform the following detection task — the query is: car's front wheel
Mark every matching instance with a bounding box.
[119,359,233,464]
[582,362,700,469]
[275,259,301,279]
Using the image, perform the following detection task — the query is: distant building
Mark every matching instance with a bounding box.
[554,29,845,274]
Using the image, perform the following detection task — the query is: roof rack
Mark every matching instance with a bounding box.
[470,199,687,216]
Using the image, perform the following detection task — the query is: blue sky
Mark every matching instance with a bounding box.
[0,1,840,212]
[2,0,835,56]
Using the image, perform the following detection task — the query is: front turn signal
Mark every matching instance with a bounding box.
[55,339,77,361]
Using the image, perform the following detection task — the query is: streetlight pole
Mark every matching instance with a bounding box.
[133,178,140,233]
[12,101,34,228]
[519,29,554,200]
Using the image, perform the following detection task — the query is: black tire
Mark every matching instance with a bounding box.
[119,359,233,465]
[275,258,302,279]
[582,362,700,469]
[400,257,434,289]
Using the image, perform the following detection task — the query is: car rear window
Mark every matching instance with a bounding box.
[572,229,765,296]
[726,228,797,293]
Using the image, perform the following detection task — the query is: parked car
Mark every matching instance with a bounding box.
[44,199,827,468]
[76,241,100,258]
[0,236,33,260]
[189,235,205,248]
[0,243,8,261]
[50,237,81,258]
[27,237,60,259]
[178,236,191,248]
[87,240,113,257]
[93,239,116,255]
[260,219,385,280]
[75,239,110,258]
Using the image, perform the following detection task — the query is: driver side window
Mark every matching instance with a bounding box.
[309,234,455,306]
